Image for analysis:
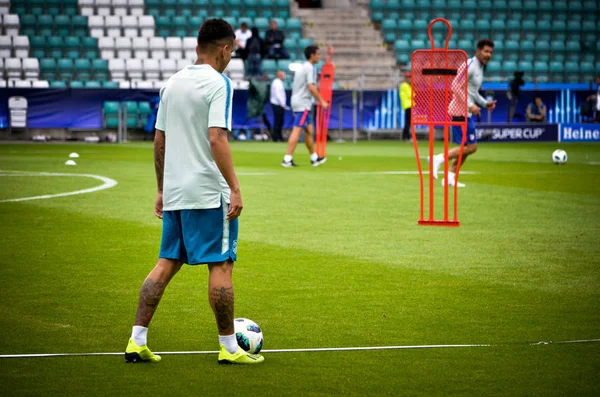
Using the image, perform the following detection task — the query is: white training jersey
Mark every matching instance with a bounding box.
[290,61,316,112]
[155,64,233,211]
[450,56,488,117]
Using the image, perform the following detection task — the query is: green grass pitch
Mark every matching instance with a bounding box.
[0,141,599,396]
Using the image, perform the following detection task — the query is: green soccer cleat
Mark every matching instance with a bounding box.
[124,338,161,363]
[217,345,265,365]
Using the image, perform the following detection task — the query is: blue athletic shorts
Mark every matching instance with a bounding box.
[452,116,477,145]
[293,110,312,128]
[159,202,238,265]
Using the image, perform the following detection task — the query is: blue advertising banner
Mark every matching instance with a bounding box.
[474,123,559,142]
[558,124,600,142]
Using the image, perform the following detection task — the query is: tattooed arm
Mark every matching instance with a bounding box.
[154,129,165,219]
[209,127,242,221]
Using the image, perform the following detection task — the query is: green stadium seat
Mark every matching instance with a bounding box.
[394,40,410,52]
[283,38,297,51]
[502,61,518,75]
[459,20,474,31]
[457,40,471,50]
[156,16,171,37]
[54,15,71,37]
[297,38,313,50]
[102,81,119,88]
[396,53,410,64]
[371,12,384,23]
[400,0,415,11]
[410,39,425,52]
[478,0,493,11]
[370,0,384,10]
[20,14,36,32]
[179,0,194,15]
[64,37,80,59]
[103,101,120,128]
[565,41,581,53]
[255,18,270,31]
[40,58,57,80]
[72,16,88,37]
[75,59,91,81]
[92,59,109,80]
[139,101,152,120]
[286,18,302,32]
[84,81,102,88]
[517,61,532,74]
[50,81,67,88]
[123,101,139,128]
[533,61,548,74]
[413,20,427,32]
[486,61,501,74]
[552,21,567,32]
[564,62,579,75]
[397,19,411,32]
[522,0,536,12]
[47,37,65,59]
[70,81,84,88]
[57,59,74,81]
[37,15,54,36]
[537,21,551,32]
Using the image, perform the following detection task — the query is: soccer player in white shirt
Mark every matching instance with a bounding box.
[282,45,329,167]
[430,39,497,187]
[125,19,264,365]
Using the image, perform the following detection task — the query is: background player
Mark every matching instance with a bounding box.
[430,39,497,187]
[125,19,264,365]
[281,45,329,167]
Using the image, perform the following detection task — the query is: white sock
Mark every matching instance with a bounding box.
[434,153,445,162]
[131,326,148,346]
[310,152,318,162]
[219,334,238,354]
[448,171,455,180]
[284,154,293,162]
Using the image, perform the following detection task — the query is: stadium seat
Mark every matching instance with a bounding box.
[126,58,143,80]
[56,58,74,81]
[47,37,64,59]
[139,16,155,38]
[173,16,188,38]
[96,0,112,16]
[32,80,50,88]
[55,15,71,37]
[122,16,139,38]
[49,80,66,88]
[102,81,119,88]
[133,37,149,58]
[75,59,91,81]
[12,79,31,88]
[22,58,39,79]
[72,16,89,37]
[123,101,139,127]
[99,37,115,59]
[92,59,109,81]
[113,0,128,16]
[108,58,126,81]
[160,58,177,80]
[89,16,105,38]
[502,60,517,74]
[106,16,122,38]
[116,37,132,59]
[150,37,166,59]
[166,37,183,59]
[64,36,81,60]
[37,15,54,36]
[0,36,11,58]
[143,58,160,81]
[129,0,145,16]
[156,16,172,37]
[103,101,120,128]
[84,80,101,88]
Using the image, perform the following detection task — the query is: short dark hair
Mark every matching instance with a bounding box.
[476,39,494,50]
[197,18,236,51]
[304,45,319,60]
[240,22,248,29]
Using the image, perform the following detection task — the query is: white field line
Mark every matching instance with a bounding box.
[354,171,478,175]
[1,339,599,359]
[0,171,117,203]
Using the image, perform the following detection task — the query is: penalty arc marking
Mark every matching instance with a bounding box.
[0,170,118,203]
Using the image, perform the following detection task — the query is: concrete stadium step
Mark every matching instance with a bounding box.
[334,58,397,68]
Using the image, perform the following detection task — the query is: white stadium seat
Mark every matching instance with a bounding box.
[113,0,129,16]
[160,58,177,80]
[98,36,115,59]
[22,58,39,79]
[135,80,154,89]
[153,81,167,89]
[105,16,122,38]
[139,16,155,38]
[12,79,31,88]
[109,58,126,81]
[0,0,9,15]
[2,14,20,36]
[119,80,131,89]
[126,58,143,80]
[13,35,30,59]
[122,16,138,38]
[95,0,112,16]
[132,36,149,58]
[176,58,193,71]
[88,16,105,38]
[225,59,245,80]
[166,37,183,59]
[128,0,145,16]
[0,35,12,58]
[32,80,50,88]
[143,58,160,81]
[6,58,22,79]
[115,37,132,58]
[149,37,166,59]
[0,80,6,88]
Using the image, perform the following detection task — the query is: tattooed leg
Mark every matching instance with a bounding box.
[208,260,235,335]
[134,258,182,327]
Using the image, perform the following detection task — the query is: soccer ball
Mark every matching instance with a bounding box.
[234,318,263,354]
[552,149,567,165]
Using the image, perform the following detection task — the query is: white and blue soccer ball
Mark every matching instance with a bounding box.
[552,149,568,165]
[234,318,263,354]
